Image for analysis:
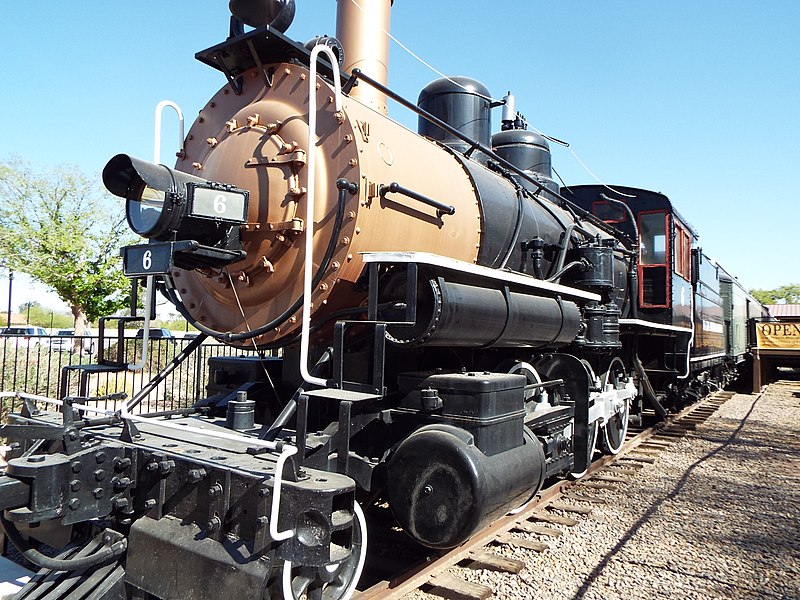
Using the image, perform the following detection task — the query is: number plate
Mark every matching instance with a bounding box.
[123,243,175,276]
[188,184,248,222]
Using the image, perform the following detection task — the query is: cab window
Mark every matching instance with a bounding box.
[674,223,691,280]
[638,211,669,308]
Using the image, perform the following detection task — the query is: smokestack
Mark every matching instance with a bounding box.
[336,0,392,115]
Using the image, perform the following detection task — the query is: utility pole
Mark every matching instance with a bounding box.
[6,269,12,328]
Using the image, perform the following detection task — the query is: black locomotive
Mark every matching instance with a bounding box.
[0,2,765,598]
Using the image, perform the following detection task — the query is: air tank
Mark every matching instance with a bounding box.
[417,77,492,155]
[491,128,559,194]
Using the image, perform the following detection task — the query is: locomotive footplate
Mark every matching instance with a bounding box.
[1,409,357,599]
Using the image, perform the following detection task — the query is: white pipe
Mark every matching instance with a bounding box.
[269,444,298,541]
[130,101,186,371]
[128,276,153,371]
[300,45,343,387]
[153,100,185,165]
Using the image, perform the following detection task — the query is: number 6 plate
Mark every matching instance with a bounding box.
[123,243,179,276]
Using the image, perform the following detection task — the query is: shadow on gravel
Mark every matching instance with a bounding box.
[572,392,779,599]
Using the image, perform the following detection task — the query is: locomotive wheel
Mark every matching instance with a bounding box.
[281,502,367,600]
[600,357,630,455]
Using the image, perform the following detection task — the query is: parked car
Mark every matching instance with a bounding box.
[49,329,95,354]
[1,326,48,349]
[135,328,176,341]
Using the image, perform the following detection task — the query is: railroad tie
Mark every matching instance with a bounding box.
[464,549,525,573]
[512,521,563,537]
[496,532,549,552]
[577,481,620,490]
[562,492,608,504]
[546,502,592,515]
[426,572,493,600]
[591,474,631,483]
[619,456,657,464]
[530,512,579,526]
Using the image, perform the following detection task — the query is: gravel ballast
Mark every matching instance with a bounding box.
[419,382,800,599]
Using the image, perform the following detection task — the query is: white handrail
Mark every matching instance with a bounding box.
[130,101,186,371]
[300,46,343,387]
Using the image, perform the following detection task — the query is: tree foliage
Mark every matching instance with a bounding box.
[0,158,135,333]
[749,284,800,305]
[17,301,73,329]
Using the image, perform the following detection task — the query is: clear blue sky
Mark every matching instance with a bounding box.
[1,1,798,314]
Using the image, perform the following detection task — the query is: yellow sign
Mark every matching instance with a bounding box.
[756,322,800,349]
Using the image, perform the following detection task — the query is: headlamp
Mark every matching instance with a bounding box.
[102,154,249,273]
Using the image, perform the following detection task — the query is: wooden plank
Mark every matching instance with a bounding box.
[496,532,549,552]
[619,455,656,464]
[562,493,608,505]
[547,502,592,515]
[627,448,661,456]
[426,573,493,600]
[601,468,640,476]
[591,474,631,483]
[576,481,620,490]
[512,521,563,537]
[464,549,525,573]
[529,512,579,526]
[638,441,672,449]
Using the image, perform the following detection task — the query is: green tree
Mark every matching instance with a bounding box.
[17,301,72,329]
[0,158,134,335]
[749,284,800,305]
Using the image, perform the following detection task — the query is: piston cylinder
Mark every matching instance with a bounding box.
[387,424,545,549]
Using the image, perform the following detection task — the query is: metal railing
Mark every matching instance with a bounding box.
[0,334,264,422]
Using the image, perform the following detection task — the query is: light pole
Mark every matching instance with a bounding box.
[5,269,12,328]
[26,301,32,324]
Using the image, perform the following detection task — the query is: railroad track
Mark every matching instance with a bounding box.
[354,389,735,600]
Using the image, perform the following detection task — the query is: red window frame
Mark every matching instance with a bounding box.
[638,210,670,309]
[674,222,691,281]
[591,200,627,224]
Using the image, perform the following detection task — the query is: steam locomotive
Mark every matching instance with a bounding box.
[0,1,765,598]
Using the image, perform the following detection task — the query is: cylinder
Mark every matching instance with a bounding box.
[389,279,581,348]
[417,77,492,154]
[226,394,255,431]
[491,128,559,195]
[336,0,392,114]
[387,424,545,549]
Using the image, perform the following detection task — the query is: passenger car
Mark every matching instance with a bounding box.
[0,326,47,348]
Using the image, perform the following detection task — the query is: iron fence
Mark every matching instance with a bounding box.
[1,334,265,423]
